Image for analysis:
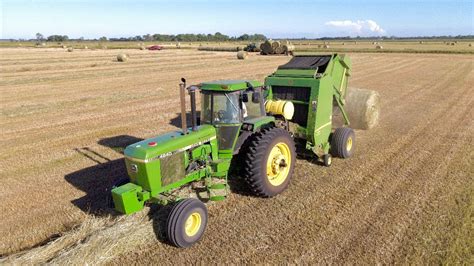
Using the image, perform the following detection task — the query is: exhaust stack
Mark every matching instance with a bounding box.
[188,85,199,131]
[179,78,188,135]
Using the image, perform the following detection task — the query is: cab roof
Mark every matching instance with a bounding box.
[199,80,263,92]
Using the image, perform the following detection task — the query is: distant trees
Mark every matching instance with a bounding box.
[35,33,44,42]
[108,32,268,42]
[99,36,108,41]
[46,35,69,42]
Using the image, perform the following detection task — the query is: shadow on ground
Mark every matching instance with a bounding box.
[65,135,143,216]
[168,112,201,129]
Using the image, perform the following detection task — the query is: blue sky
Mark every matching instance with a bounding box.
[1,0,472,39]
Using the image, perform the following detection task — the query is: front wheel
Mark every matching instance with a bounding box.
[242,127,296,197]
[166,198,208,248]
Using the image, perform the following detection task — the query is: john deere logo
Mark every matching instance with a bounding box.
[131,164,138,173]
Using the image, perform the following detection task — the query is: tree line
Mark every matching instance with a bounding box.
[33,32,267,42]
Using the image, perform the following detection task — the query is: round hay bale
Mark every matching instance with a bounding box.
[117,53,128,62]
[343,87,380,130]
[237,46,242,51]
[419,41,424,44]
[67,47,74,52]
[323,44,330,48]
[237,51,248,60]
[342,42,345,45]
[261,40,273,55]
[376,45,383,49]
[282,44,295,53]
[469,43,472,47]
[274,46,284,54]
[139,46,146,50]
[271,41,281,50]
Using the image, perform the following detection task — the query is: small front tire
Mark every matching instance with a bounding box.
[166,198,208,248]
[323,154,332,167]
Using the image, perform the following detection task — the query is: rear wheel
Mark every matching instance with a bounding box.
[167,198,208,248]
[330,127,355,158]
[242,127,296,197]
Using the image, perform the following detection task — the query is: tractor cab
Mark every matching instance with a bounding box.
[197,80,268,154]
[199,80,266,124]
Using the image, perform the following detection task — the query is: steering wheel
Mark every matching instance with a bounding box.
[216,110,226,121]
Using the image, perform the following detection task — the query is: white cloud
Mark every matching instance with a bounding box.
[324,20,386,36]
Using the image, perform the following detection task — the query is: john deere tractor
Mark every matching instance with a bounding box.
[112,54,355,247]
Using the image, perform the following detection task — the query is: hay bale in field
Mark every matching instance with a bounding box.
[419,41,424,44]
[271,41,281,50]
[323,44,330,48]
[375,45,383,49]
[260,40,273,55]
[139,46,145,50]
[282,44,295,54]
[342,42,345,45]
[344,87,380,130]
[469,43,472,47]
[237,51,248,60]
[451,42,455,46]
[274,46,284,54]
[67,47,74,52]
[117,53,128,62]
[237,46,242,51]
[333,88,380,129]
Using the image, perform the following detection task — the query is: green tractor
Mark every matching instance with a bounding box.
[112,54,355,247]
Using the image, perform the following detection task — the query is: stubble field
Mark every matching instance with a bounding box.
[0,47,472,264]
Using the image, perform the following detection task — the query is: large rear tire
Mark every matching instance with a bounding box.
[167,198,208,248]
[242,127,296,197]
[330,127,355,158]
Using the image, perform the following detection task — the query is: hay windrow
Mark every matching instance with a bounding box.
[1,213,155,265]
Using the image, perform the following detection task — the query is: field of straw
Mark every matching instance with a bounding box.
[0,47,472,264]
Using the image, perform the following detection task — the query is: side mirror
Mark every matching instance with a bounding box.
[242,93,249,103]
[252,92,261,103]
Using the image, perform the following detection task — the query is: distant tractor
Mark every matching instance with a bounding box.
[112,54,356,247]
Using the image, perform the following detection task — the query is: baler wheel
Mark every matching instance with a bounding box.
[242,127,296,197]
[167,198,208,248]
[330,127,355,158]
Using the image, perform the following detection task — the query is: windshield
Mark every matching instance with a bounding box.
[201,91,241,124]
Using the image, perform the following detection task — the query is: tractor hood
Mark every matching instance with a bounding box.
[124,125,216,162]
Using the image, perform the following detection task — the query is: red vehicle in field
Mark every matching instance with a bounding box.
[147,45,163,50]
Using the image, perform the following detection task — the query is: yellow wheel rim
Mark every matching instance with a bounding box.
[266,142,292,186]
[184,212,201,237]
[346,137,353,152]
